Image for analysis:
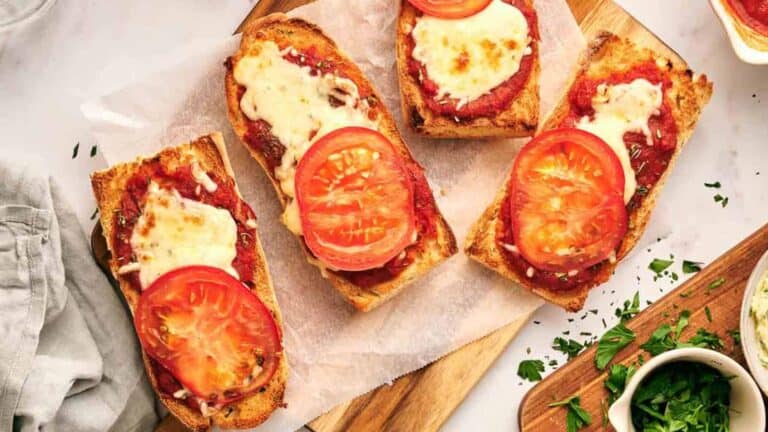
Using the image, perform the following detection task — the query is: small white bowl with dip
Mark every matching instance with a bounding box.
[740,247,768,396]
[710,0,768,64]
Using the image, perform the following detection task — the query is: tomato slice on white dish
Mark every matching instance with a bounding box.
[406,0,492,19]
[509,128,628,273]
[295,127,416,271]
[134,266,281,404]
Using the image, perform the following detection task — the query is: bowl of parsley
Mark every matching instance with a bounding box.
[607,347,765,432]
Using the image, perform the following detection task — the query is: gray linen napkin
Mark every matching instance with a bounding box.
[0,162,158,432]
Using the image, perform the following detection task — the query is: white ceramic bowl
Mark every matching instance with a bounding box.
[608,347,765,432]
[740,248,768,396]
[710,0,768,64]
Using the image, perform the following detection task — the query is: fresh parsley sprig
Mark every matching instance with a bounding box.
[517,359,545,382]
[639,310,690,355]
[552,337,585,361]
[682,260,703,274]
[615,292,640,323]
[549,396,592,432]
[648,258,673,274]
[595,323,635,370]
[640,310,725,355]
[681,328,725,351]
[604,363,635,404]
[630,362,730,431]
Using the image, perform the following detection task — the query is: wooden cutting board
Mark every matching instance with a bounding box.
[519,223,768,431]
[90,1,693,431]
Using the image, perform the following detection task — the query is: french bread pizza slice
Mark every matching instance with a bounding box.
[90,133,287,431]
[224,14,457,312]
[465,32,713,311]
[395,0,540,138]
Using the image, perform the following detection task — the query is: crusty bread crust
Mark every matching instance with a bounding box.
[90,133,288,431]
[465,32,713,312]
[395,0,540,139]
[225,14,457,312]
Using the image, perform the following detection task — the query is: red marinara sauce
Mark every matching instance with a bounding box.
[727,0,768,35]
[114,158,260,407]
[227,47,440,288]
[497,62,679,291]
[405,0,539,120]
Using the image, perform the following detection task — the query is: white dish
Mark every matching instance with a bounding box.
[608,347,765,432]
[740,247,768,396]
[710,0,768,64]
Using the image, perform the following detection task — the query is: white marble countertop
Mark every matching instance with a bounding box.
[1,0,765,431]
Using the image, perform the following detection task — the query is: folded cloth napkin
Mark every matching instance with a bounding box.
[0,161,158,432]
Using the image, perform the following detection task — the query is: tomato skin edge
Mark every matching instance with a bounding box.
[294,127,417,272]
[406,0,493,19]
[507,128,628,274]
[134,265,282,403]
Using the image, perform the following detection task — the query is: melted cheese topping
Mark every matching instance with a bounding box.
[191,162,218,193]
[575,79,663,202]
[234,41,378,234]
[411,0,531,106]
[130,182,239,288]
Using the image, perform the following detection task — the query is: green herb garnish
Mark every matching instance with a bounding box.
[552,337,585,360]
[640,310,690,356]
[72,142,80,159]
[682,260,703,274]
[615,292,640,323]
[714,194,729,208]
[705,306,713,322]
[641,311,725,355]
[604,363,635,404]
[649,258,674,274]
[708,277,726,292]
[517,359,545,382]
[631,361,730,431]
[727,329,741,346]
[682,328,724,351]
[549,396,592,432]
[595,323,635,370]
[640,323,676,356]
[704,181,721,188]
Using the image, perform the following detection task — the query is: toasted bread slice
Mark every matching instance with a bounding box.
[465,32,713,311]
[395,0,540,138]
[90,133,287,431]
[225,14,457,312]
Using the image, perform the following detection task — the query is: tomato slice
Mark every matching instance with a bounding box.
[509,128,628,273]
[295,127,417,271]
[406,0,492,19]
[134,266,281,404]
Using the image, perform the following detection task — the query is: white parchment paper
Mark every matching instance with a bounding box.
[80,1,585,430]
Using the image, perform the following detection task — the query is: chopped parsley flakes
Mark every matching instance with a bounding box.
[517,359,545,382]
[552,337,585,360]
[682,260,703,274]
[648,258,673,274]
[615,292,640,323]
[708,277,726,292]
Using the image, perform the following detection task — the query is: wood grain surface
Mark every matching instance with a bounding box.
[89,0,697,431]
[519,224,768,431]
